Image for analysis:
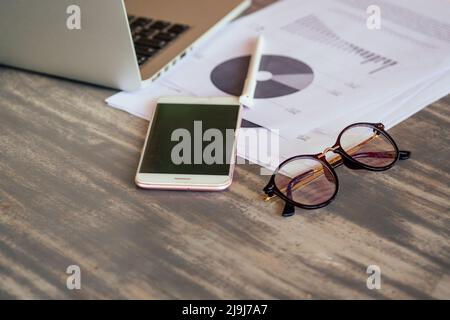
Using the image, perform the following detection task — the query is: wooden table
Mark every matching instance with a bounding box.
[1,0,449,299]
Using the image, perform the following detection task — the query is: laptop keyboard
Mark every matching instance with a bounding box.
[128,15,190,66]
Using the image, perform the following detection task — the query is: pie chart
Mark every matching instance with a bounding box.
[210,55,314,99]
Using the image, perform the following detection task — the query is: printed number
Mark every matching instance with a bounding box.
[226,304,267,317]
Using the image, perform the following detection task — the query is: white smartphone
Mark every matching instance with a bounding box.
[135,96,243,191]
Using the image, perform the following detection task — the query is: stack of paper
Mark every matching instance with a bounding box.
[107,0,450,171]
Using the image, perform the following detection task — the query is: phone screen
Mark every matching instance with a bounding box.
[139,103,240,176]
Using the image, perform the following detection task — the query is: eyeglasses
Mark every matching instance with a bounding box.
[263,123,411,217]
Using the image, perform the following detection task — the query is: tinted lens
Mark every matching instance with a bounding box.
[274,157,337,206]
[340,124,397,168]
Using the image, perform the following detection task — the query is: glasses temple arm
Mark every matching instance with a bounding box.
[282,201,296,217]
[281,165,334,217]
[399,150,411,160]
[349,150,411,161]
[285,170,315,198]
[278,170,315,217]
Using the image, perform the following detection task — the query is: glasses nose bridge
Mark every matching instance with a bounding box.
[320,146,339,158]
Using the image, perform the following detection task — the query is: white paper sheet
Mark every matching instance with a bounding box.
[105,0,450,171]
[162,0,450,138]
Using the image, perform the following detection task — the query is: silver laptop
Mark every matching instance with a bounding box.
[0,0,251,91]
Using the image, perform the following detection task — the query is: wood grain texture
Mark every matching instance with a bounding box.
[0,0,449,299]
